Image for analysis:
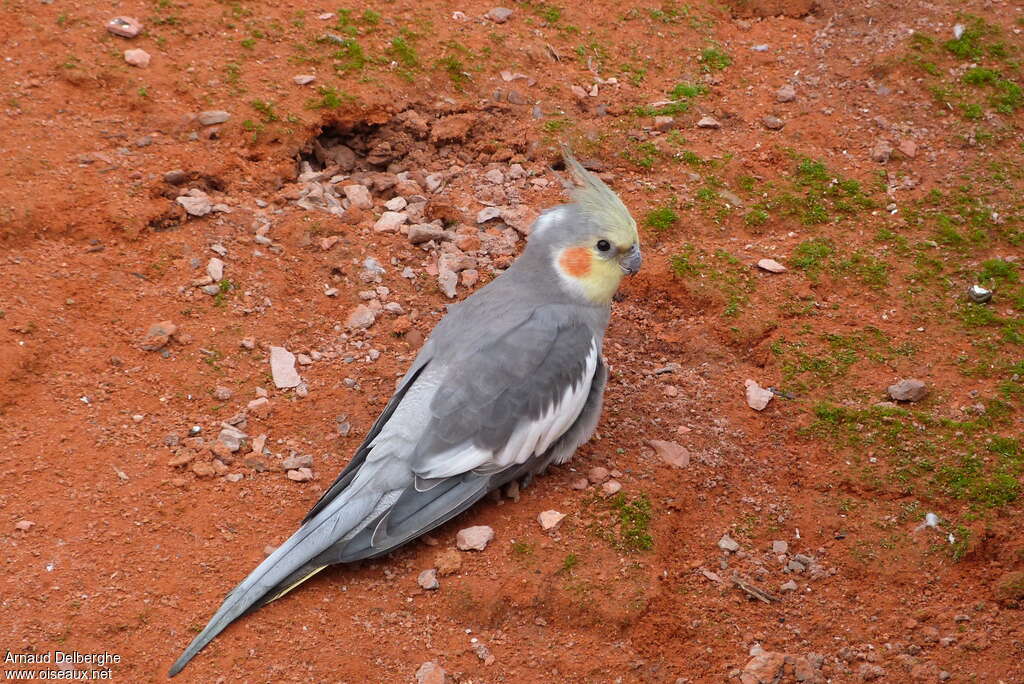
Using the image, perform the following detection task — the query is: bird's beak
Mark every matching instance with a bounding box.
[620,243,642,275]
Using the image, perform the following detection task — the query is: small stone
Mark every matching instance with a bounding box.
[483,168,505,184]
[217,426,247,452]
[787,559,806,572]
[191,461,216,478]
[164,169,188,185]
[408,223,449,244]
[206,257,225,281]
[293,74,316,85]
[780,579,798,592]
[456,525,495,551]
[653,116,676,132]
[417,568,440,590]
[269,346,302,389]
[967,284,992,303]
[601,480,622,496]
[373,211,408,233]
[14,520,34,532]
[225,473,244,483]
[437,268,458,299]
[898,139,918,158]
[240,337,256,350]
[342,184,373,210]
[425,173,444,193]
[434,549,462,576]
[757,258,787,273]
[484,7,514,23]
[345,304,377,330]
[588,466,609,484]
[646,439,690,468]
[281,454,313,470]
[537,510,566,530]
[761,115,785,130]
[776,84,797,102]
[745,379,774,411]
[887,378,928,403]
[123,48,150,68]
[212,386,232,401]
[476,206,502,223]
[859,663,886,681]
[415,661,447,684]
[385,196,408,211]
[197,110,231,126]
[287,467,314,482]
[697,116,721,129]
[296,353,313,366]
[176,189,213,217]
[107,16,143,38]
[772,540,789,554]
[140,320,177,351]
[743,652,786,684]
[570,477,589,490]
[718,534,740,552]
[871,139,893,163]
[461,269,479,288]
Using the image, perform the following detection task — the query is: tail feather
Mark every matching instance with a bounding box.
[167,486,382,677]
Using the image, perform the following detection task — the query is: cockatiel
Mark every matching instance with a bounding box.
[168,149,641,677]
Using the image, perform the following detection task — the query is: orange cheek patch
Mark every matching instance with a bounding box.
[558,247,592,278]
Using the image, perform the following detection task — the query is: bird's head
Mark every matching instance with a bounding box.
[530,148,641,305]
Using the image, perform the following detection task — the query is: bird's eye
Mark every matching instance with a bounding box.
[596,239,611,252]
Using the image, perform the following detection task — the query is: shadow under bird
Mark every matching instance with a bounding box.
[168,149,642,677]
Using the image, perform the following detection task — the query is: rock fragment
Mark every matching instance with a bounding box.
[601,480,622,496]
[742,651,786,684]
[293,74,316,85]
[123,48,150,67]
[588,466,609,484]
[871,139,893,163]
[718,534,740,552]
[417,568,440,590]
[197,110,231,126]
[287,467,314,482]
[206,257,225,281]
[345,304,377,330]
[212,386,232,401]
[107,16,142,38]
[761,115,785,130]
[646,439,690,468]
[140,321,177,351]
[456,525,495,551]
[697,116,721,129]
[537,510,566,530]
[776,84,797,102]
[415,661,447,684]
[745,379,774,411]
[887,378,928,402]
[408,224,449,245]
[269,346,302,389]
[373,211,408,233]
[14,520,35,532]
[757,258,787,273]
[217,426,247,452]
[342,184,373,210]
[485,7,514,23]
[176,189,213,217]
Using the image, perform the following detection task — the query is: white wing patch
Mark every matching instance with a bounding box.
[413,340,598,479]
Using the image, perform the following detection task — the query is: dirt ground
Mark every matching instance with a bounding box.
[2,0,1023,681]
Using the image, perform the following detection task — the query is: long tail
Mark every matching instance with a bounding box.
[167,482,384,677]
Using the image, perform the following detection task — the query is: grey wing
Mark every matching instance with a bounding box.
[315,306,604,562]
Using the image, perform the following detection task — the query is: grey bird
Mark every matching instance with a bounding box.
[168,149,642,677]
